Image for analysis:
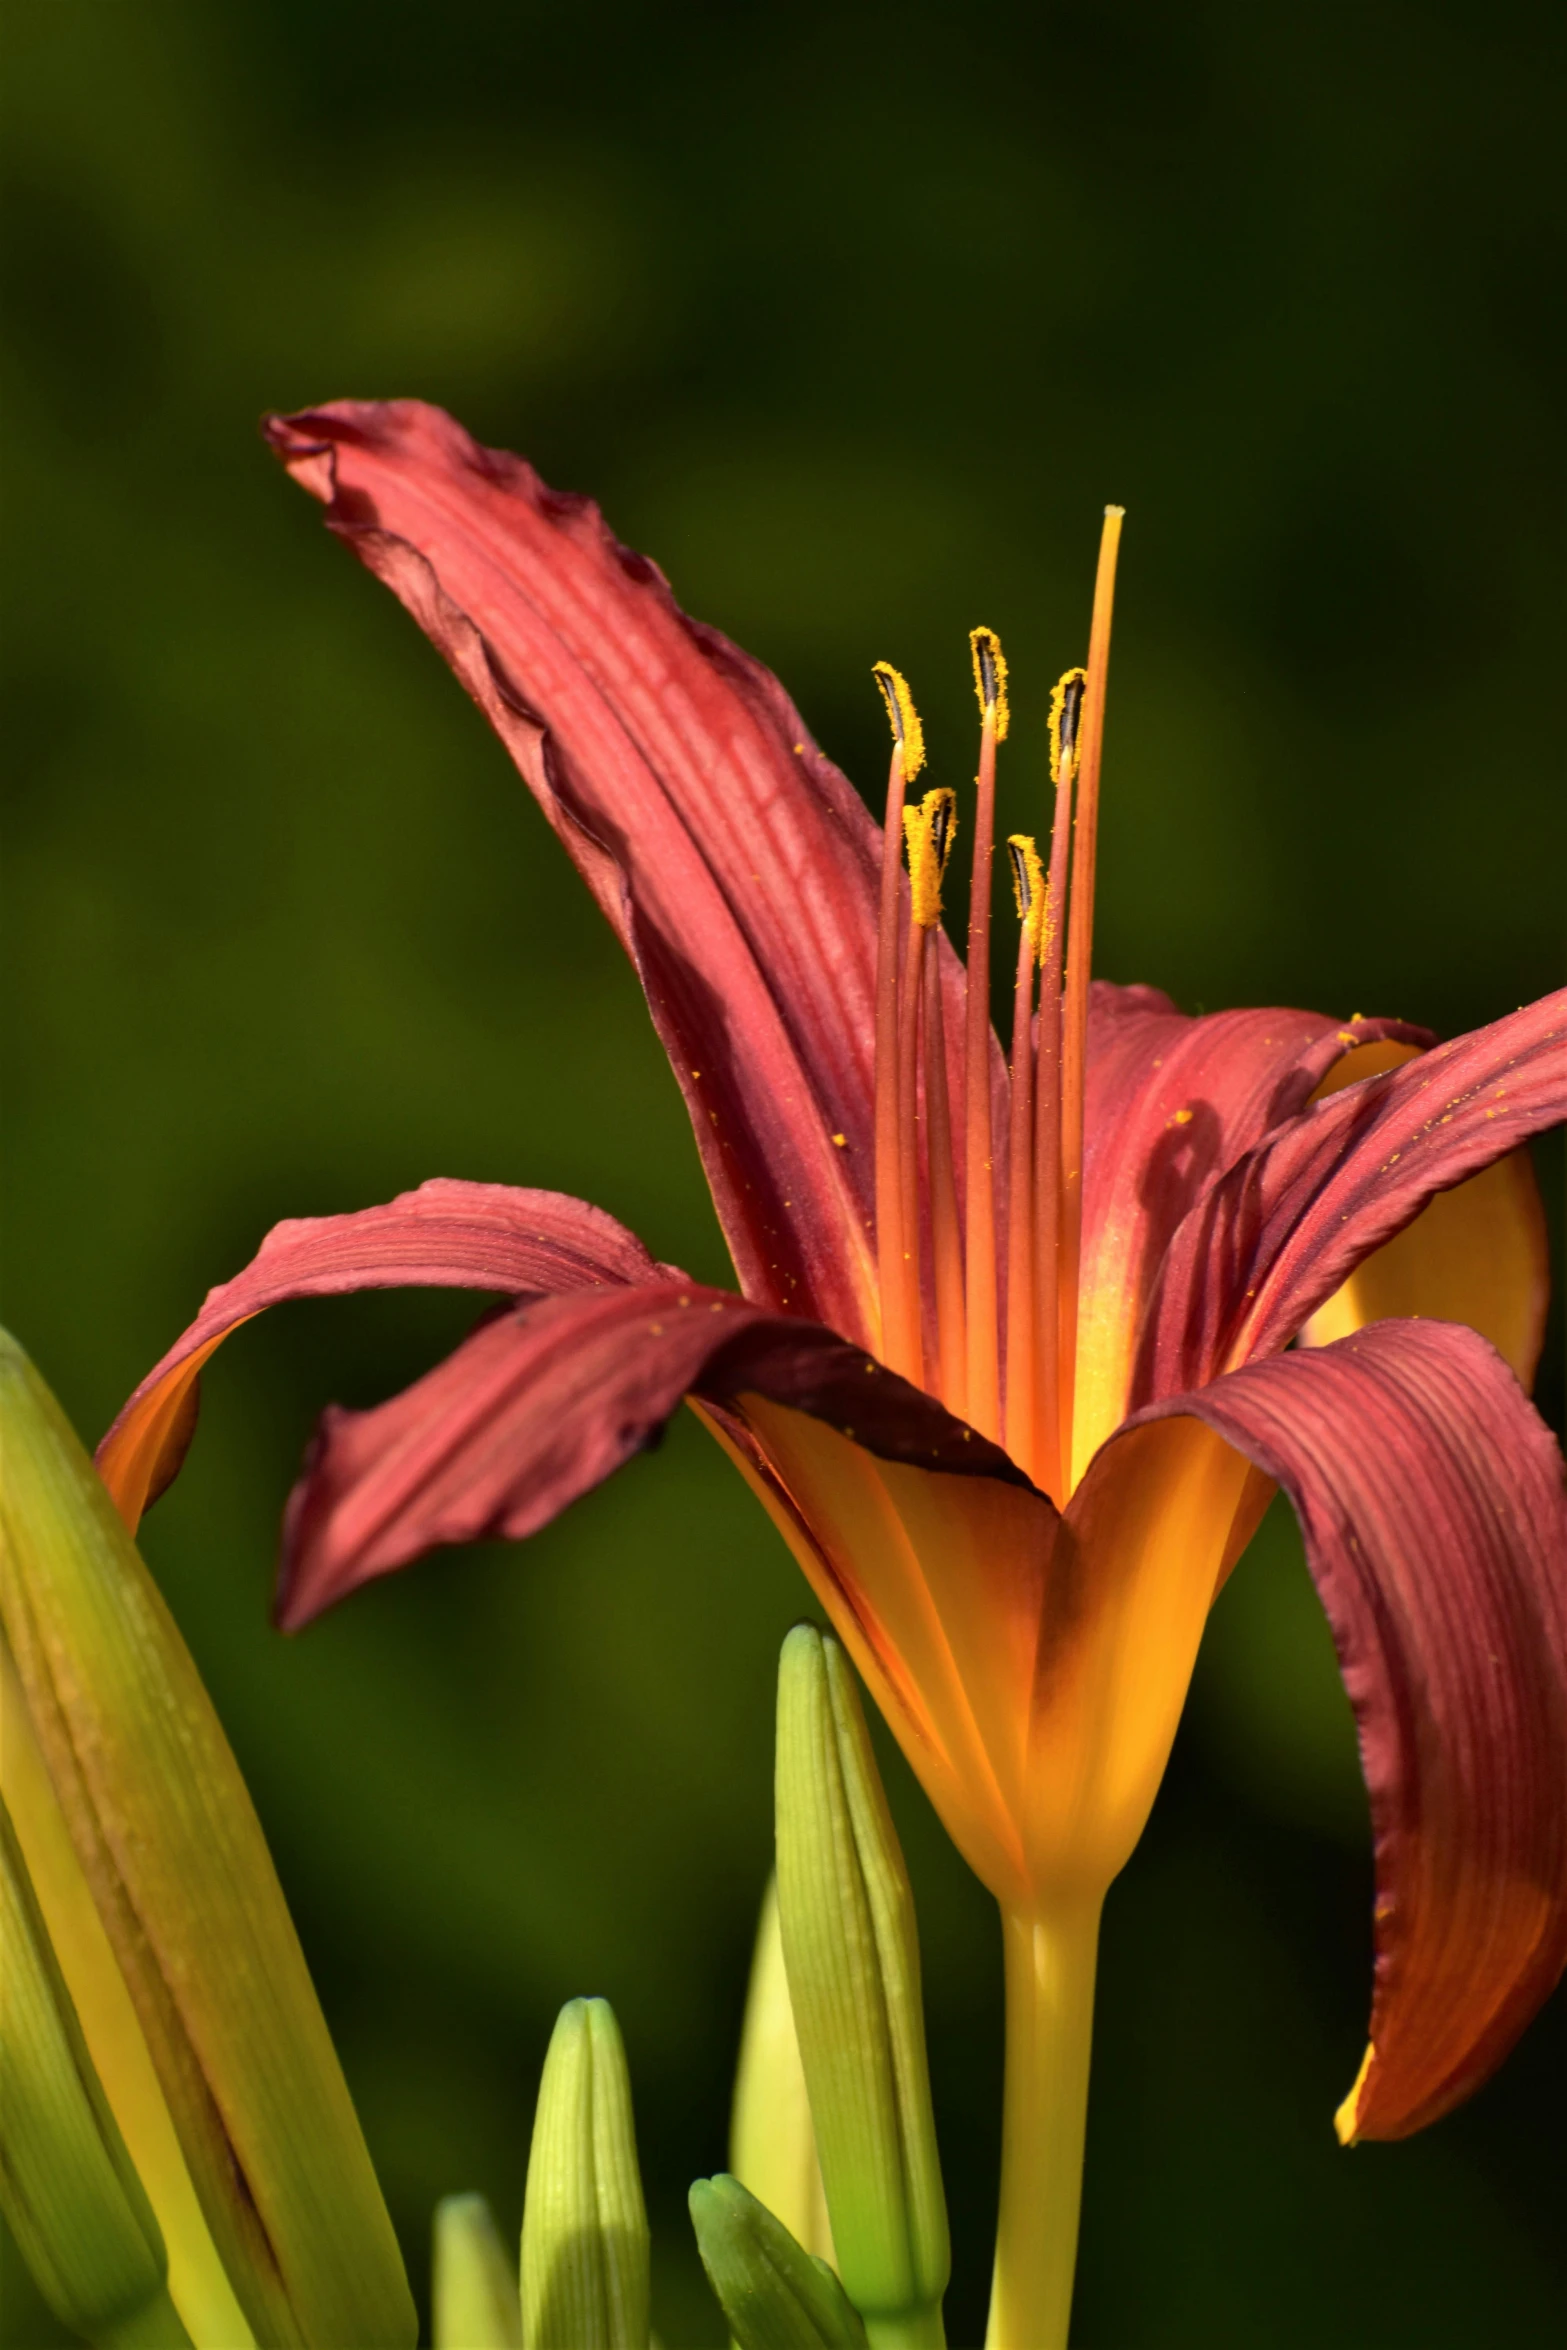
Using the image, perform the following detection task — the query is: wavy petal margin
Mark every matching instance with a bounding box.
[266,399,902,1341]
[1136,988,1567,1399]
[97,1180,663,1527]
[1299,1041,1549,1387]
[1138,1318,1567,2138]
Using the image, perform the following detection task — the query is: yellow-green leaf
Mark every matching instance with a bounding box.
[0,1329,414,2348]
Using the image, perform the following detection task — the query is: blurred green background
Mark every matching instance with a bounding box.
[3,0,1563,2341]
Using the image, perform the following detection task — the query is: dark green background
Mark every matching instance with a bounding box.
[3,1,1563,2341]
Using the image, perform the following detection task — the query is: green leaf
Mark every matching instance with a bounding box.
[0,1329,415,2348]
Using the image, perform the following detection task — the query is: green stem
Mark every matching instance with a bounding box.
[985,1897,1102,2350]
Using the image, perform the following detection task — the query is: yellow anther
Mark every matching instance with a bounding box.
[1048,667,1087,784]
[1006,834,1048,960]
[903,788,958,928]
[969,627,1010,740]
[872,662,926,782]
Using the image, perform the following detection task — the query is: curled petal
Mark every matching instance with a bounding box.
[1134,1318,1567,2138]
[266,400,922,1342]
[1074,984,1426,1465]
[1136,988,1567,1398]
[97,1180,661,1528]
[1299,1042,1549,1387]
[276,1282,1024,1631]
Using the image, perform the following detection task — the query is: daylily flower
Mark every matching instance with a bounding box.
[98,402,1567,2346]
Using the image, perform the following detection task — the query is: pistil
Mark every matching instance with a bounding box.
[964,630,1008,1444]
[1057,513,1123,1487]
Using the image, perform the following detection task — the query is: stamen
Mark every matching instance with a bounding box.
[893,789,958,1388]
[1057,511,1125,1488]
[890,788,965,1406]
[921,948,967,1412]
[874,661,927,785]
[963,627,1007,1442]
[872,663,925,1380]
[905,787,957,931]
[1004,835,1044,1473]
[970,625,1011,740]
[1048,668,1086,787]
[1007,835,1046,961]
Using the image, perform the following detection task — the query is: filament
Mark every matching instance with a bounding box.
[872,665,924,1380]
[1003,839,1043,1474]
[963,628,1007,1443]
[922,947,967,1413]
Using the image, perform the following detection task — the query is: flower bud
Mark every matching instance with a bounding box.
[520,1998,649,2350]
[0,1801,190,2349]
[774,1627,949,2347]
[689,2174,866,2350]
[433,2193,522,2349]
[729,1878,833,2263]
[0,1327,414,2347]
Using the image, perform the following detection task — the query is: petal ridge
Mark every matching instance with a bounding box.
[266,400,901,1336]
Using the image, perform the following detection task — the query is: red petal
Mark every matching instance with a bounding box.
[275,1280,1023,1630]
[1136,1318,1567,2137]
[265,399,900,1341]
[1072,983,1426,1467]
[97,1179,660,1526]
[1135,988,1567,1398]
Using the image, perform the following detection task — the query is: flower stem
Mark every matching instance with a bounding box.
[985,1898,1102,2350]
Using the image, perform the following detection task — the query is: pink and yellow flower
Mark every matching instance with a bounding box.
[99,404,1565,2220]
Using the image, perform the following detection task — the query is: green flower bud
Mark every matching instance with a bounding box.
[729,1878,833,2264]
[689,2175,866,2350]
[432,2194,522,2349]
[520,1998,649,2350]
[0,1328,414,2348]
[774,1627,948,2350]
[1,1801,191,2349]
